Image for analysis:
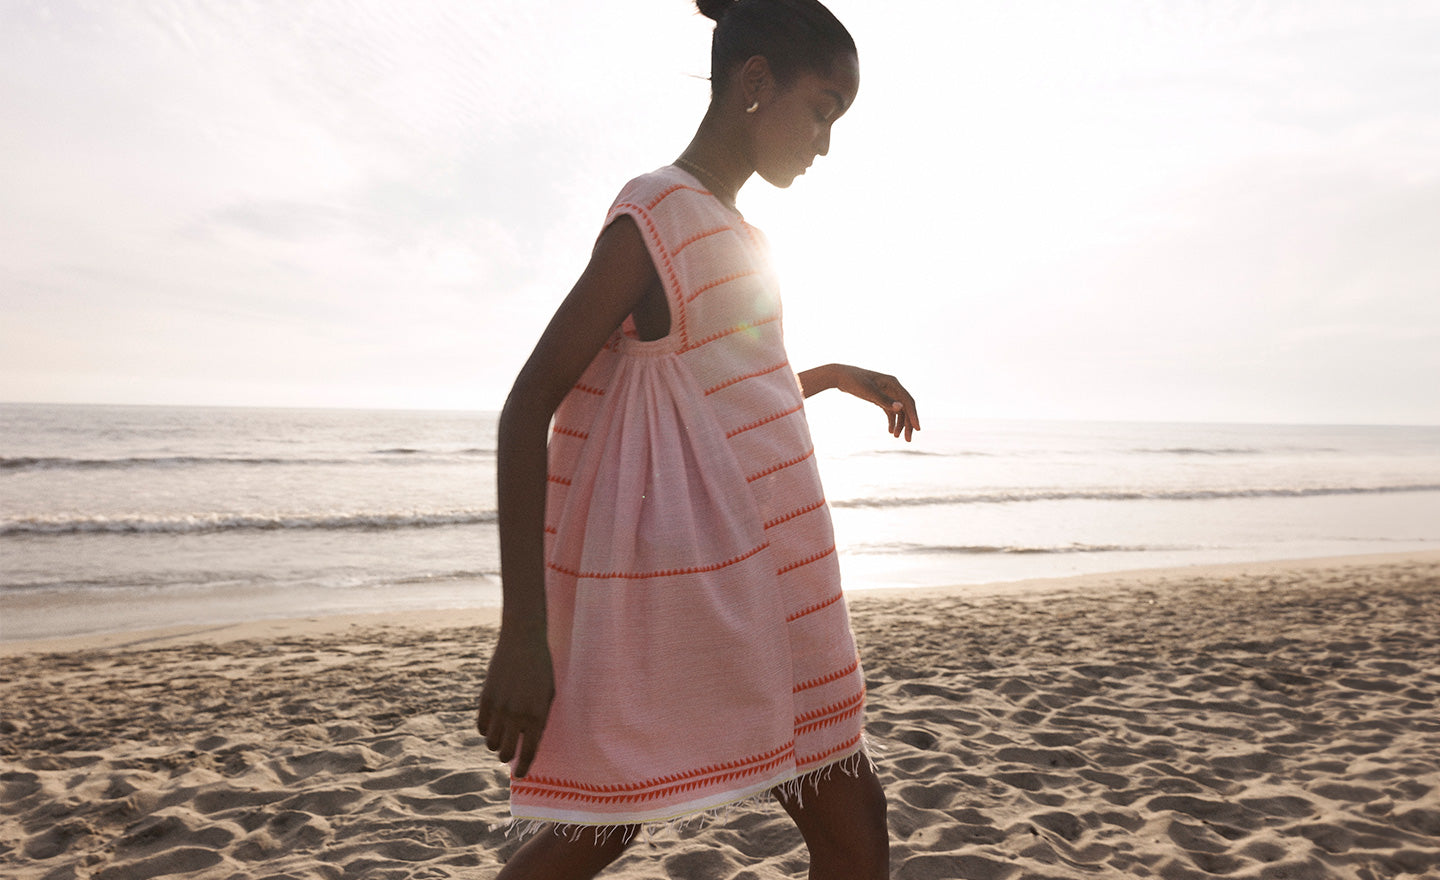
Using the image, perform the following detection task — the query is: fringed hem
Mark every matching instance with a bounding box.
[500,739,876,845]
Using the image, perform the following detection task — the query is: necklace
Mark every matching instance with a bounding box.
[675,156,740,215]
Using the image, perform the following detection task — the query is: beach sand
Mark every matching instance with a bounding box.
[3,551,1438,879]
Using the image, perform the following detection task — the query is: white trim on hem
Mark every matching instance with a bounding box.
[502,741,872,842]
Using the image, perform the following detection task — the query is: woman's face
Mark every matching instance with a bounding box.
[751,52,860,188]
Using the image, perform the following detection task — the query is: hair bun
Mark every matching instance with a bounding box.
[695,0,738,22]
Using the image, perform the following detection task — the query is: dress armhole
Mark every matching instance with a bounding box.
[603,202,686,352]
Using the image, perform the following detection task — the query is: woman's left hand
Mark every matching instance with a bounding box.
[833,365,921,441]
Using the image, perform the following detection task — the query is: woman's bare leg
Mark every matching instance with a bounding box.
[495,826,636,880]
[777,760,889,880]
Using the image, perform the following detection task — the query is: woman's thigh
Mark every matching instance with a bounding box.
[495,826,635,880]
[776,761,889,880]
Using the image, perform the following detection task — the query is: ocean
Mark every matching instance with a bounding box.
[3,402,1438,641]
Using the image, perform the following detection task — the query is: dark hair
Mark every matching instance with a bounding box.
[696,0,856,97]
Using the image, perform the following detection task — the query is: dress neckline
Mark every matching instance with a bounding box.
[670,164,744,221]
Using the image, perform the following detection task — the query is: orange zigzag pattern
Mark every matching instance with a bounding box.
[513,742,795,806]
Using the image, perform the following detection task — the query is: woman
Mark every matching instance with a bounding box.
[478,1,919,877]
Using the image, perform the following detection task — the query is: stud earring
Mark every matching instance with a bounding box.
[746,100,759,113]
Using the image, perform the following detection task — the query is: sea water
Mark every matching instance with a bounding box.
[3,402,1438,640]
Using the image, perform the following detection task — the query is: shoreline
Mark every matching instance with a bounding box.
[5,548,1438,656]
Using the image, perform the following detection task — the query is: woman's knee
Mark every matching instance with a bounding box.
[842,777,890,873]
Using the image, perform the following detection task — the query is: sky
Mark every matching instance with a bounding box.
[2,0,1438,425]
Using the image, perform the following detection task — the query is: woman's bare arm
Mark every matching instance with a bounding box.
[477,215,662,778]
[798,363,921,441]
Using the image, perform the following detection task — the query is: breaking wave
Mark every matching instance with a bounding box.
[2,509,498,536]
[831,484,1440,509]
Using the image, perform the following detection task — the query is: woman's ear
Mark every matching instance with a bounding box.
[739,55,774,109]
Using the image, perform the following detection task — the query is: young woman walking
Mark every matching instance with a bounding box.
[478,2,919,876]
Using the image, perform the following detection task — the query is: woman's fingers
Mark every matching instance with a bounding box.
[892,399,917,442]
[486,714,545,777]
[485,712,505,752]
[891,384,920,441]
[476,693,493,737]
[496,723,520,767]
[476,630,555,775]
[877,380,919,442]
[516,728,542,779]
[477,692,548,778]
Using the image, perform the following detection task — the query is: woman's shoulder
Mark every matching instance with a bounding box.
[609,165,690,207]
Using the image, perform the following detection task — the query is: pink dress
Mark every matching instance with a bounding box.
[509,165,866,829]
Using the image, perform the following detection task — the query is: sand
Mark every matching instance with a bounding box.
[3,551,1439,879]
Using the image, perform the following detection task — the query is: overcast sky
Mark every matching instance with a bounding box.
[3,1,1437,425]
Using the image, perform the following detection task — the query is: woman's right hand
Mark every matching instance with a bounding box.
[476,627,555,778]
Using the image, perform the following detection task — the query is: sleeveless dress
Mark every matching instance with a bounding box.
[508,165,867,830]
